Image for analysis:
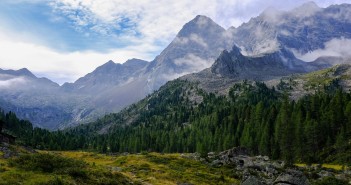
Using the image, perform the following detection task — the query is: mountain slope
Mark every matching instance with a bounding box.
[62,58,148,93]
[50,64,351,166]
[0,68,74,128]
[232,2,351,59]
[143,15,233,91]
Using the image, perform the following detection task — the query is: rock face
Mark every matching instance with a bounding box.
[210,46,308,80]
[143,15,232,91]
[241,176,264,185]
[62,59,148,93]
[274,169,310,185]
[207,147,311,185]
[183,45,326,94]
[0,68,74,129]
[231,2,351,57]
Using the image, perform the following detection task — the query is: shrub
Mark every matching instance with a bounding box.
[314,177,348,185]
[9,153,86,173]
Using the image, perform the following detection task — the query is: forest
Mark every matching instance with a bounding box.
[1,80,350,164]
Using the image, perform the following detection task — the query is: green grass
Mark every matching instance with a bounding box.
[0,150,136,185]
[1,149,240,185]
[295,163,346,171]
[56,151,239,185]
[301,67,337,90]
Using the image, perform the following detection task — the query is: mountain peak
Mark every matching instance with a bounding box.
[299,1,319,9]
[193,15,212,23]
[0,68,36,78]
[92,60,120,74]
[124,58,148,67]
[105,60,115,65]
[292,1,320,16]
[18,68,34,76]
[177,15,225,37]
[230,44,243,56]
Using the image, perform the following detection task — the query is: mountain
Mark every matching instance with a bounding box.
[0,68,73,128]
[2,2,351,129]
[56,15,232,128]
[45,64,351,166]
[62,58,148,92]
[143,15,233,91]
[231,2,351,58]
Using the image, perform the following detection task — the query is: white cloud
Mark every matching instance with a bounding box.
[294,37,351,62]
[49,0,351,46]
[0,30,157,84]
[173,34,208,48]
[1,0,351,85]
[174,54,213,73]
[0,76,26,88]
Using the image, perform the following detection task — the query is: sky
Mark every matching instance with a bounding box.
[0,0,350,84]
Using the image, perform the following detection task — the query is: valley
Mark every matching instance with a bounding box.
[0,1,351,184]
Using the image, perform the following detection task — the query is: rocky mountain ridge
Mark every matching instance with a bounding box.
[2,2,351,129]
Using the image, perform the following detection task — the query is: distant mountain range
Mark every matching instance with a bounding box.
[1,2,351,129]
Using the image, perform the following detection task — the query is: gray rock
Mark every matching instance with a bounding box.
[111,166,122,172]
[274,169,310,185]
[241,176,264,185]
[207,152,216,159]
[265,165,278,177]
[318,170,333,178]
[210,159,223,167]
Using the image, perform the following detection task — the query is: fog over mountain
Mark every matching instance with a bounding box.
[1,2,351,129]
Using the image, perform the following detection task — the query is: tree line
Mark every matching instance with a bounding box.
[1,80,350,164]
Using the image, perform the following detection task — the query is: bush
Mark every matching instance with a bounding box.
[314,177,348,185]
[37,177,73,185]
[8,153,134,185]
[9,153,86,173]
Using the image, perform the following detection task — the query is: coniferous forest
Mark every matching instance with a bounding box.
[1,80,350,165]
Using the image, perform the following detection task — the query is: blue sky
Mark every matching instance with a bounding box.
[0,0,349,84]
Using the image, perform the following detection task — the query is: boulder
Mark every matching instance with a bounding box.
[210,159,223,167]
[241,176,265,185]
[318,170,333,178]
[274,169,310,185]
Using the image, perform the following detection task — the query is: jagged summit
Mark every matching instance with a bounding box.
[123,58,148,67]
[0,68,36,78]
[230,44,243,56]
[294,1,320,11]
[177,15,225,38]
[291,1,321,17]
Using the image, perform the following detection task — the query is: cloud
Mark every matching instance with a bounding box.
[1,0,351,84]
[174,54,213,73]
[173,34,208,48]
[0,30,158,84]
[0,76,27,88]
[293,37,351,62]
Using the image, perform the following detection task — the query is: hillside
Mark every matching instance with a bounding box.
[5,65,346,164]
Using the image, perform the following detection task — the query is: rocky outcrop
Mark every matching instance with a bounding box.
[206,147,310,185]
[274,169,310,185]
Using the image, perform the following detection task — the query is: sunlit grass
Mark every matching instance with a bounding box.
[295,163,345,171]
[0,149,135,185]
[53,151,239,185]
[6,150,240,184]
